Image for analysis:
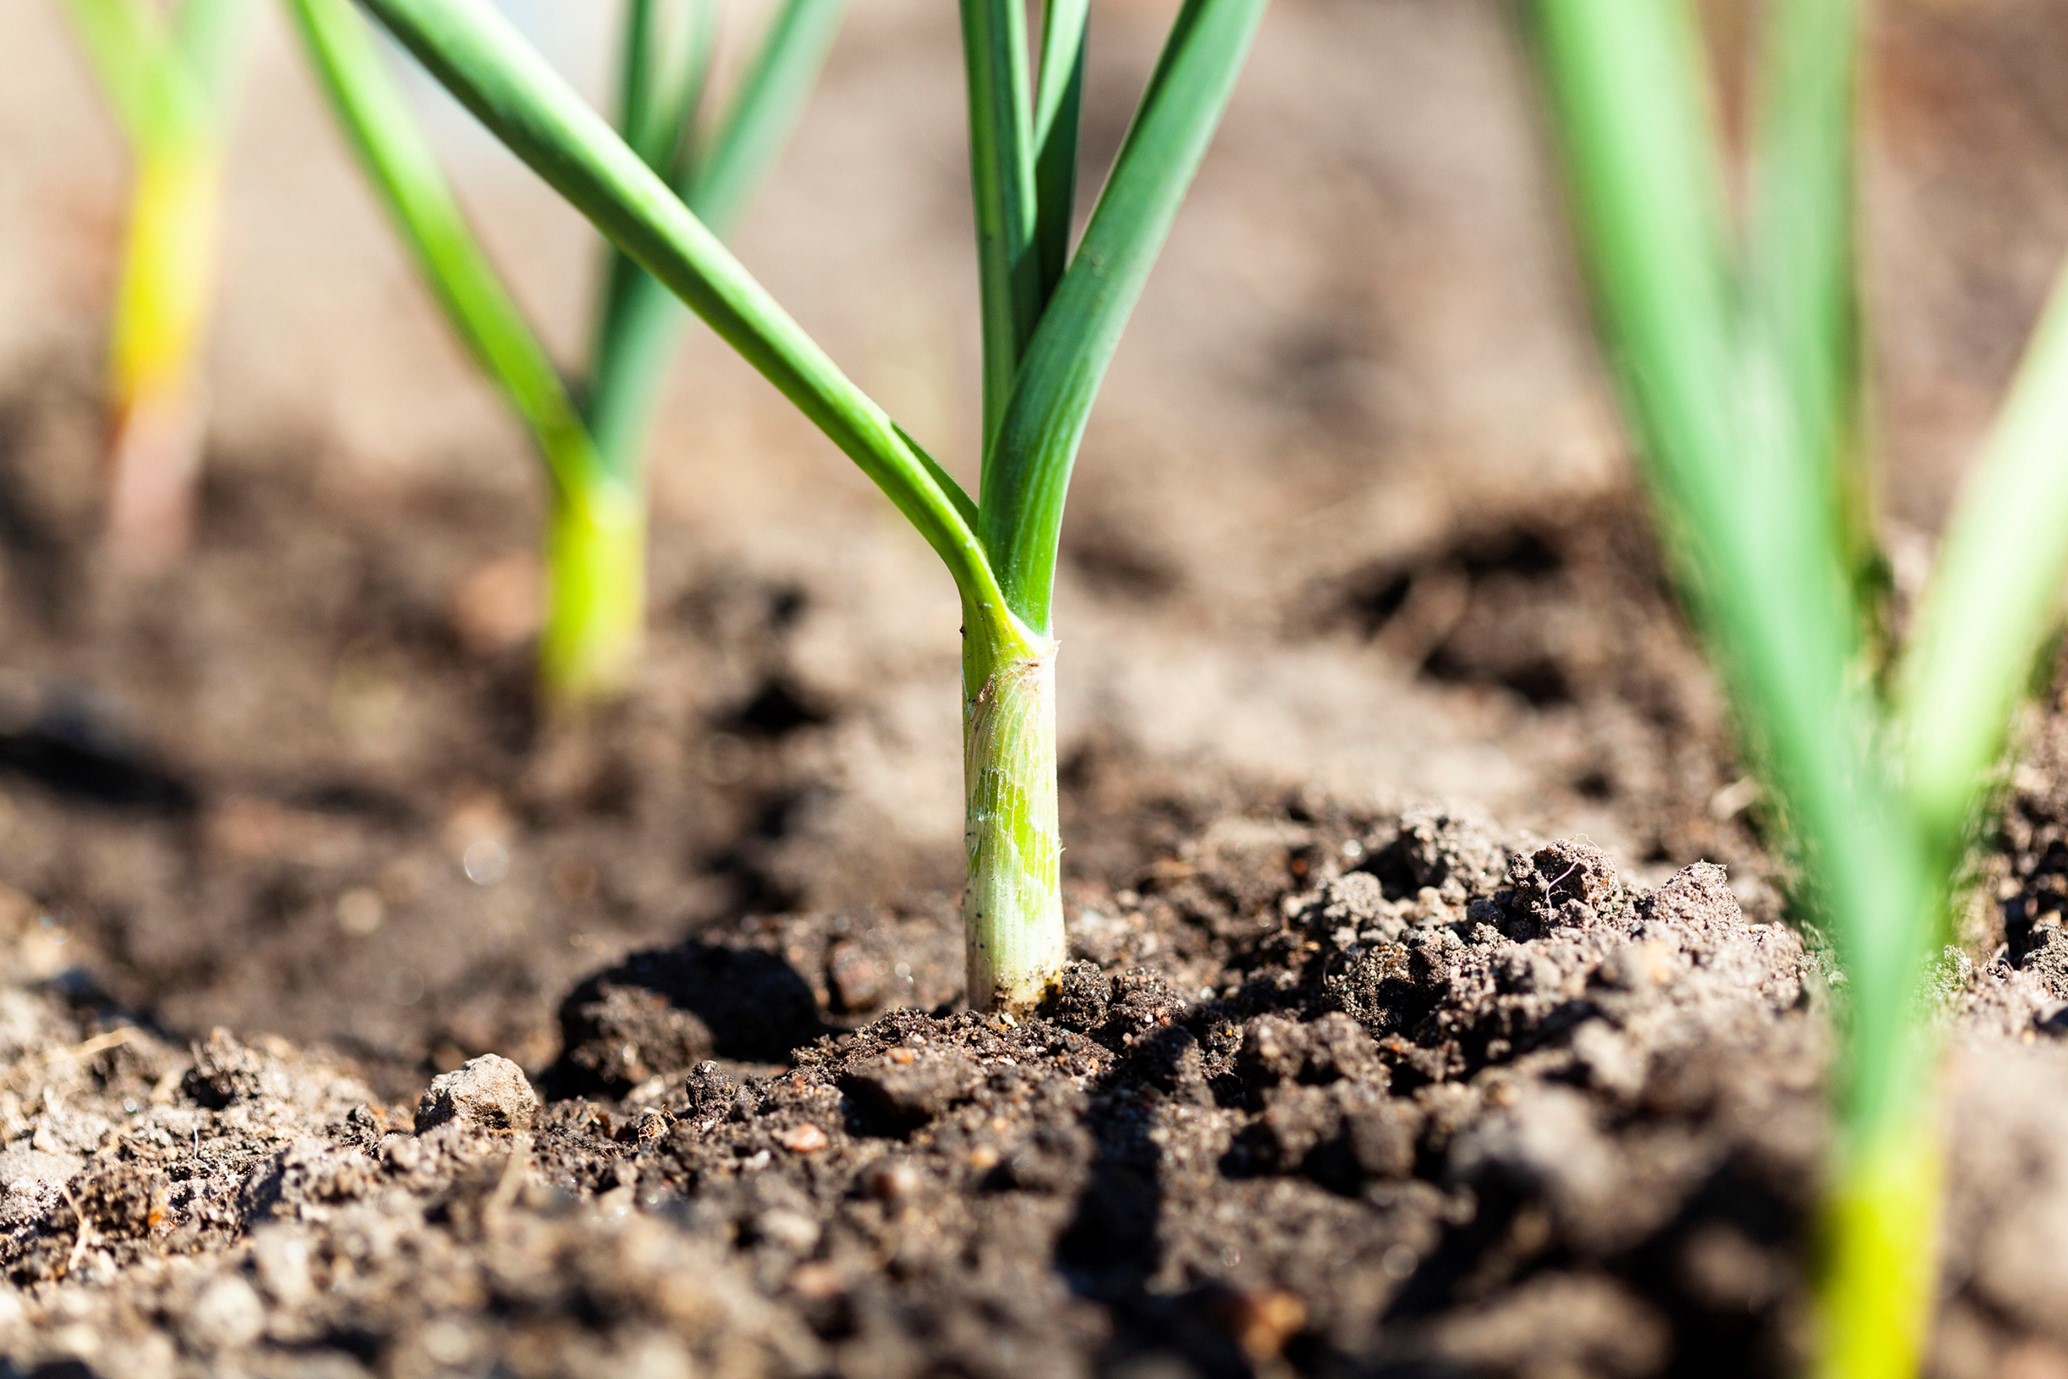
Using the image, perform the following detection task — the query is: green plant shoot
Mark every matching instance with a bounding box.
[61,0,256,570]
[350,0,1267,1009]
[288,0,842,705]
[1525,3,2068,1377]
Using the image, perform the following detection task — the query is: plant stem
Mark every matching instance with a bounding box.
[961,616,1065,1011]
[105,137,223,567]
[290,0,640,707]
[541,474,645,702]
[63,0,252,568]
[579,0,843,667]
[584,0,719,492]
[1816,1089,1942,1379]
[358,0,1263,1014]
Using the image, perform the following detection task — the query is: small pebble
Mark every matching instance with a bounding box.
[183,1275,265,1352]
[447,553,541,654]
[789,1260,844,1300]
[776,1122,828,1154]
[826,939,887,1012]
[420,1319,478,1367]
[335,888,384,937]
[1222,1288,1306,1362]
[756,1208,820,1252]
[863,1158,920,1203]
[251,1227,313,1307]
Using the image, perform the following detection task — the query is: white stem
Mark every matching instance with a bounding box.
[962,637,1065,1011]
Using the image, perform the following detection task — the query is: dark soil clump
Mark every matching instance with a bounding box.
[1324,494,1764,894]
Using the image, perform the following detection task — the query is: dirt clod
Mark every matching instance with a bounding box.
[414,1054,539,1134]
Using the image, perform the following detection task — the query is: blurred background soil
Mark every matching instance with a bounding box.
[1,0,2068,1372]
[0,0,2062,1084]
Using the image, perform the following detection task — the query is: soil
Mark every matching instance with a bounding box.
[4,0,2068,1376]
[2,801,2067,1379]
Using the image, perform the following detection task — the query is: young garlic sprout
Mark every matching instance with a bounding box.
[1526,4,2068,1375]
[61,0,255,569]
[347,0,1266,1007]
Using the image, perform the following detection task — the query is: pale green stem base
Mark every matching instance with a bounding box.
[540,480,645,707]
[106,143,222,571]
[1816,1096,1941,1379]
[962,633,1066,1012]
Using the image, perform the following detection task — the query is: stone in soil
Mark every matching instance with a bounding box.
[415,1053,540,1134]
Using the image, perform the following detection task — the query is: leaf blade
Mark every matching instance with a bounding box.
[1747,0,1870,598]
[586,0,843,486]
[61,0,175,148]
[613,0,671,171]
[692,0,844,234]
[1899,262,2068,841]
[172,0,259,135]
[1032,0,1088,305]
[977,0,1268,633]
[291,0,596,498]
[1524,0,1936,1189]
[355,0,1007,629]
[960,0,1041,453]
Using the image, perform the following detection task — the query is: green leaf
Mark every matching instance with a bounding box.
[288,0,596,500]
[692,0,844,233]
[62,0,177,148]
[1523,0,1931,1140]
[1747,0,1870,596]
[960,0,1041,453]
[1530,10,1974,1375]
[605,0,720,185]
[62,0,253,155]
[172,0,258,135]
[1032,0,1087,305]
[354,0,1012,637]
[977,0,1268,634]
[586,0,720,480]
[615,0,688,173]
[664,0,723,183]
[586,0,843,487]
[1899,261,2068,844]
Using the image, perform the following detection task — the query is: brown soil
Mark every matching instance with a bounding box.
[2,800,2066,1379]
[0,412,2064,1375]
[5,0,2068,1375]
